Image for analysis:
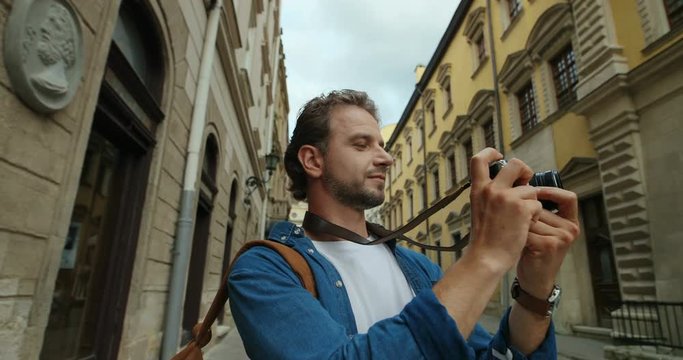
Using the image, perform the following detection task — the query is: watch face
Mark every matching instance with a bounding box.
[548,287,561,303]
[511,282,520,299]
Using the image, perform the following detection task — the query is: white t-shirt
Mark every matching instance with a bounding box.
[311,239,415,333]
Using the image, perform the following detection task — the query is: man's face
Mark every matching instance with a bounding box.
[321,105,394,210]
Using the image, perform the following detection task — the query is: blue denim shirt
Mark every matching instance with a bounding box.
[228,221,557,359]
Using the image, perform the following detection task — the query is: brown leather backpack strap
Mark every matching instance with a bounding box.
[229,240,318,298]
[187,240,318,354]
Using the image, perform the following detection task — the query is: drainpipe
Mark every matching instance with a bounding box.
[485,0,509,310]
[160,1,222,358]
[258,2,281,238]
[414,85,431,250]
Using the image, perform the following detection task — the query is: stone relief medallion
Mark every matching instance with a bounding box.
[4,0,83,113]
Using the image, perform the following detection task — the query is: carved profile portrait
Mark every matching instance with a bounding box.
[4,0,83,113]
[32,3,77,95]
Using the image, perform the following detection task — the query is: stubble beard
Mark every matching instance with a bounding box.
[322,167,385,211]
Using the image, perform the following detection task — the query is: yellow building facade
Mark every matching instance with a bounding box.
[383,0,683,354]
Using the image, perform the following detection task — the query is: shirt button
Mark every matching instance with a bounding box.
[280,235,287,241]
[293,227,302,235]
[335,280,343,288]
[306,248,315,255]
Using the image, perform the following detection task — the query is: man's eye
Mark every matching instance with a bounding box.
[354,143,368,149]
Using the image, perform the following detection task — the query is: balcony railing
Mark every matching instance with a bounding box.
[610,301,683,349]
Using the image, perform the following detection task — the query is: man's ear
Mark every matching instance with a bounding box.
[298,145,324,178]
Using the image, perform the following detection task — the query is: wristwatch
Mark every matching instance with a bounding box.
[510,278,561,317]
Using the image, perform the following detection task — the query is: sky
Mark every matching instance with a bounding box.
[280,0,460,134]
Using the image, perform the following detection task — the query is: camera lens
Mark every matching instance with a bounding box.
[529,170,563,189]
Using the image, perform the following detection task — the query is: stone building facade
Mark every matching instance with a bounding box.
[0,0,288,359]
[382,0,682,356]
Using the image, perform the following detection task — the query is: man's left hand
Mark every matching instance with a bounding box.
[516,186,581,299]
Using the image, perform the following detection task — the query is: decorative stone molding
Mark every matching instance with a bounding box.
[571,0,629,98]
[576,78,657,300]
[464,7,486,40]
[4,0,83,113]
[526,4,574,62]
[436,63,451,86]
[437,131,454,152]
[426,152,439,171]
[636,0,671,45]
[498,50,533,93]
[467,90,493,119]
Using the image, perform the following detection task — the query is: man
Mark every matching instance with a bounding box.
[228,90,579,359]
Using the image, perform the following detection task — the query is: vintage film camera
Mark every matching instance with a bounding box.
[488,159,564,211]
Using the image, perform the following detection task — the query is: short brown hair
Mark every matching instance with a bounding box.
[285,89,379,201]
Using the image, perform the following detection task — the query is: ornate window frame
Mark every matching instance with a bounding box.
[451,115,473,184]
[499,50,535,141]
[526,3,577,116]
[464,7,489,76]
[421,88,437,137]
[437,131,457,190]
[426,152,441,205]
[402,126,414,164]
[467,90,498,152]
[404,179,414,220]
[499,0,524,39]
[437,64,453,118]
[638,0,680,46]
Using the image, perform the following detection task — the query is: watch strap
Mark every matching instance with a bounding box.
[511,278,557,317]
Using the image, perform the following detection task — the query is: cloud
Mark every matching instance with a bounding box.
[281,0,459,133]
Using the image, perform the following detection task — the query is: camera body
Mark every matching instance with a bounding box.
[488,159,563,211]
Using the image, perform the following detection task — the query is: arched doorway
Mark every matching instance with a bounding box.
[40,1,166,359]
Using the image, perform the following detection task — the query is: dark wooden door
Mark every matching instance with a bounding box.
[581,194,621,327]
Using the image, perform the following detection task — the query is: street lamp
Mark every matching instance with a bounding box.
[244,151,281,202]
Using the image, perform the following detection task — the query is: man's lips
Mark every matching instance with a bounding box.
[368,174,386,181]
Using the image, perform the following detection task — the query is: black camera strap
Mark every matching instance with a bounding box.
[302,181,472,252]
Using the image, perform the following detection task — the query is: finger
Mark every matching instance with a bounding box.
[492,158,534,188]
[536,187,579,222]
[529,217,565,237]
[509,185,539,201]
[470,147,503,187]
[525,231,565,255]
[530,212,578,245]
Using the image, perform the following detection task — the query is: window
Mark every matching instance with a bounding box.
[395,153,402,175]
[551,46,578,109]
[452,231,462,260]
[407,138,413,161]
[428,104,436,134]
[464,7,487,73]
[476,34,486,64]
[448,153,457,187]
[484,119,495,149]
[665,0,683,28]
[437,64,453,114]
[443,81,453,111]
[508,0,521,19]
[398,202,403,225]
[407,190,414,219]
[517,82,537,133]
[464,138,473,177]
[421,181,428,210]
[432,169,440,200]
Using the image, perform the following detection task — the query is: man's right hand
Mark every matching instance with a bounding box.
[467,148,543,274]
[432,148,543,339]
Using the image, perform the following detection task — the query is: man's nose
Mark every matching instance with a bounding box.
[376,147,394,166]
